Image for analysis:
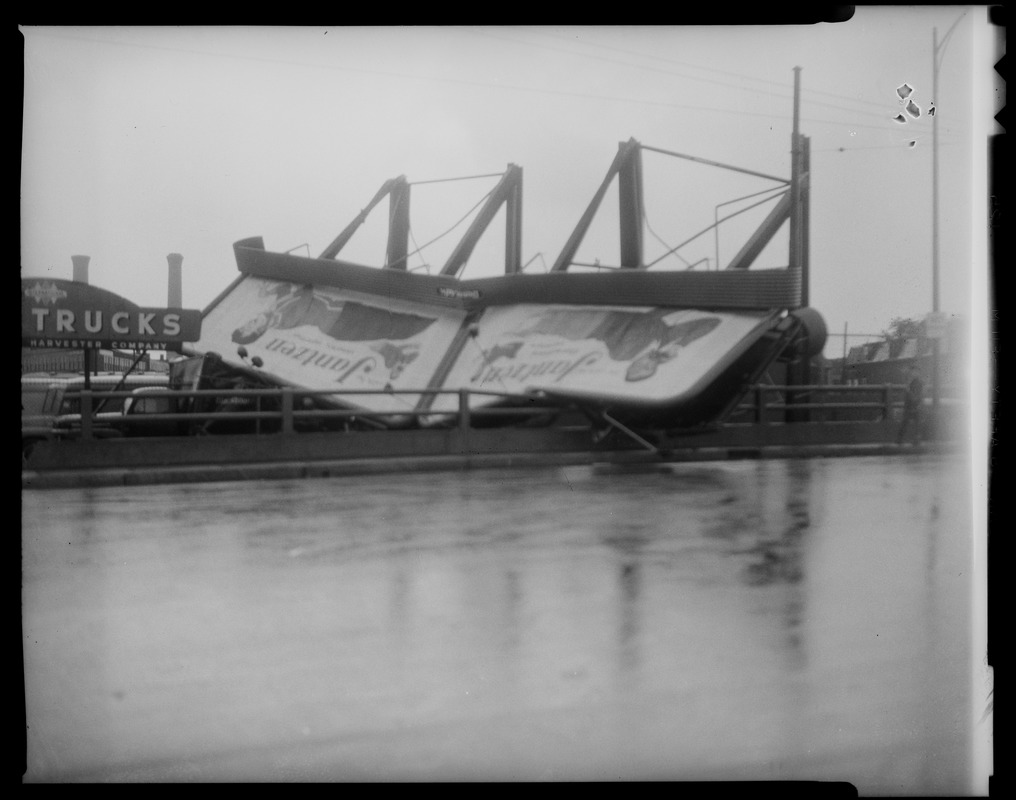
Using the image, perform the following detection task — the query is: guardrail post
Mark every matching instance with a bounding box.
[458,388,471,446]
[80,390,93,440]
[281,388,294,435]
[755,385,766,424]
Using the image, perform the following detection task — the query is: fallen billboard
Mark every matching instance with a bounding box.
[192,276,467,416]
[191,262,801,429]
[428,304,780,416]
[186,114,823,433]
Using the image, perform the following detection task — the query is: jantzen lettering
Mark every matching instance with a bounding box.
[333,356,376,383]
[262,338,378,383]
[308,352,337,369]
[471,350,603,386]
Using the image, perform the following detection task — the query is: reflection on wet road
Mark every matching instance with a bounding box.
[22,454,985,791]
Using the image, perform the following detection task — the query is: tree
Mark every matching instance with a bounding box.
[881,316,925,343]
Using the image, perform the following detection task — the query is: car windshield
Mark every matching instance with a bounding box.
[22,388,49,415]
[59,392,128,415]
[132,395,173,414]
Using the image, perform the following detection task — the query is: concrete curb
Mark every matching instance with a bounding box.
[21,441,957,490]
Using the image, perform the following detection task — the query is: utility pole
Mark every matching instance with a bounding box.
[931,13,965,425]
[787,66,809,422]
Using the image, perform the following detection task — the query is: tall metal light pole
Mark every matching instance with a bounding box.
[931,13,965,422]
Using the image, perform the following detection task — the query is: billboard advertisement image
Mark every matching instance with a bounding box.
[194,277,466,415]
[429,304,777,416]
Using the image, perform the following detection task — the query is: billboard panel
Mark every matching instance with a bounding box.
[194,277,466,415]
[429,304,777,415]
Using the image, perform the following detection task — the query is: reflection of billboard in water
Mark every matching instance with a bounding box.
[430,304,775,414]
[195,277,466,413]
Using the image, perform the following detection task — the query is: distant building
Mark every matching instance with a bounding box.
[826,316,966,395]
[897,338,919,360]
[21,348,170,375]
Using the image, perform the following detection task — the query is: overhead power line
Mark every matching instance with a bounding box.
[477,28,907,122]
[28,28,948,135]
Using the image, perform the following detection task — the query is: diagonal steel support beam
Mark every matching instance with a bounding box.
[318,176,410,262]
[596,410,660,454]
[724,189,793,270]
[440,164,523,277]
[552,139,642,272]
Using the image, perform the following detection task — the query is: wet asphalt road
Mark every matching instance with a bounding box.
[21,453,988,790]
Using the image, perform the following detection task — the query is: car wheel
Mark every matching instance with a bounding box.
[22,438,43,465]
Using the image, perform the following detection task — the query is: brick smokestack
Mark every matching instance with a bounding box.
[167,253,183,307]
[71,255,90,284]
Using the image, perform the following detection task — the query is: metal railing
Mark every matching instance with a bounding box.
[729,383,911,425]
[56,386,565,440]
[47,382,935,441]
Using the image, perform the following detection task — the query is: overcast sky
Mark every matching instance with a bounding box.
[20,12,999,357]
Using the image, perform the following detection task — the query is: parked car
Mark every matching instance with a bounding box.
[116,386,192,437]
[22,371,169,459]
[166,352,285,435]
[166,352,365,434]
[22,356,371,459]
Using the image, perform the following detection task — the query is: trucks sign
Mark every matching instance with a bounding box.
[22,278,202,350]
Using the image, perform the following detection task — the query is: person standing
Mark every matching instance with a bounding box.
[897,366,925,446]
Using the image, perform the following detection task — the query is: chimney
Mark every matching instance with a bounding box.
[167,253,183,307]
[71,255,90,284]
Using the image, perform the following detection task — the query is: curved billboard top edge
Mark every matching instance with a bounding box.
[233,242,800,312]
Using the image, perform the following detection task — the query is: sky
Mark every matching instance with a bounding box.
[20,11,1000,359]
